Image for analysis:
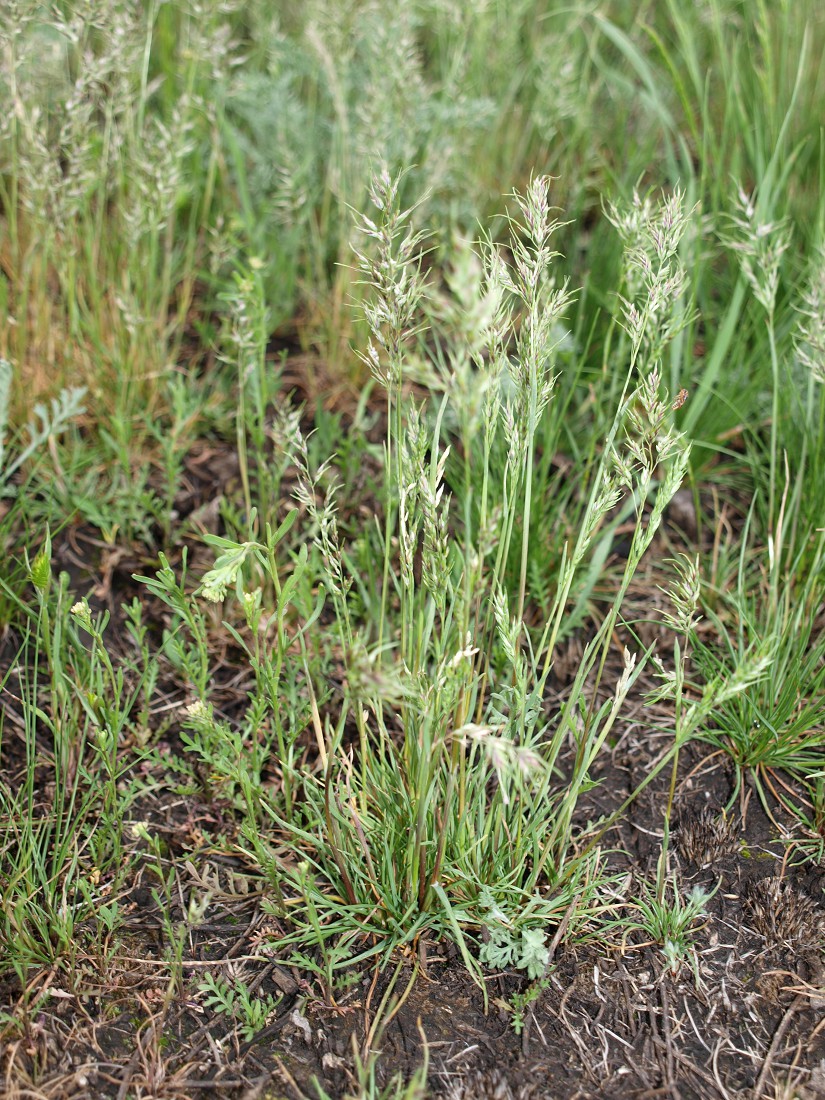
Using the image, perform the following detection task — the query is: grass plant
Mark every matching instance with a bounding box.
[631,874,715,979]
[0,1,226,409]
[166,171,703,1001]
[691,535,825,817]
[0,540,150,986]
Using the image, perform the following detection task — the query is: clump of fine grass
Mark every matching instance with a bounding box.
[689,535,825,819]
[0,538,154,986]
[146,168,710,1000]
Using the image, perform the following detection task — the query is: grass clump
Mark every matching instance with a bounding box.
[0,540,151,986]
[0,0,226,411]
[691,538,825,817]
[161,170,702,998]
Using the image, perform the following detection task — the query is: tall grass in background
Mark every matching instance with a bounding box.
[222,0,603,385]
[3,0,823,432]
[0,1,229,413]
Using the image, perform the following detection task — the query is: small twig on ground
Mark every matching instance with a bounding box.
[658,974,680,1100]
[272,1055,311,1100]
[753,994,805,1099]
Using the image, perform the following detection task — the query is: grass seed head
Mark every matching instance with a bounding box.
[726,185,791,316]
[795,244,825,385]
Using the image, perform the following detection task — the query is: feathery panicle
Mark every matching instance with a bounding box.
[606,187,697,361]
[795,245,825,385]
[726,185,790,317]
[353,168,429,390]
[660,555,702,637]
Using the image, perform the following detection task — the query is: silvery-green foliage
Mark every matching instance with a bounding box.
[0,362,85,493]
[224,0,497,284]
[478,887,549,979]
